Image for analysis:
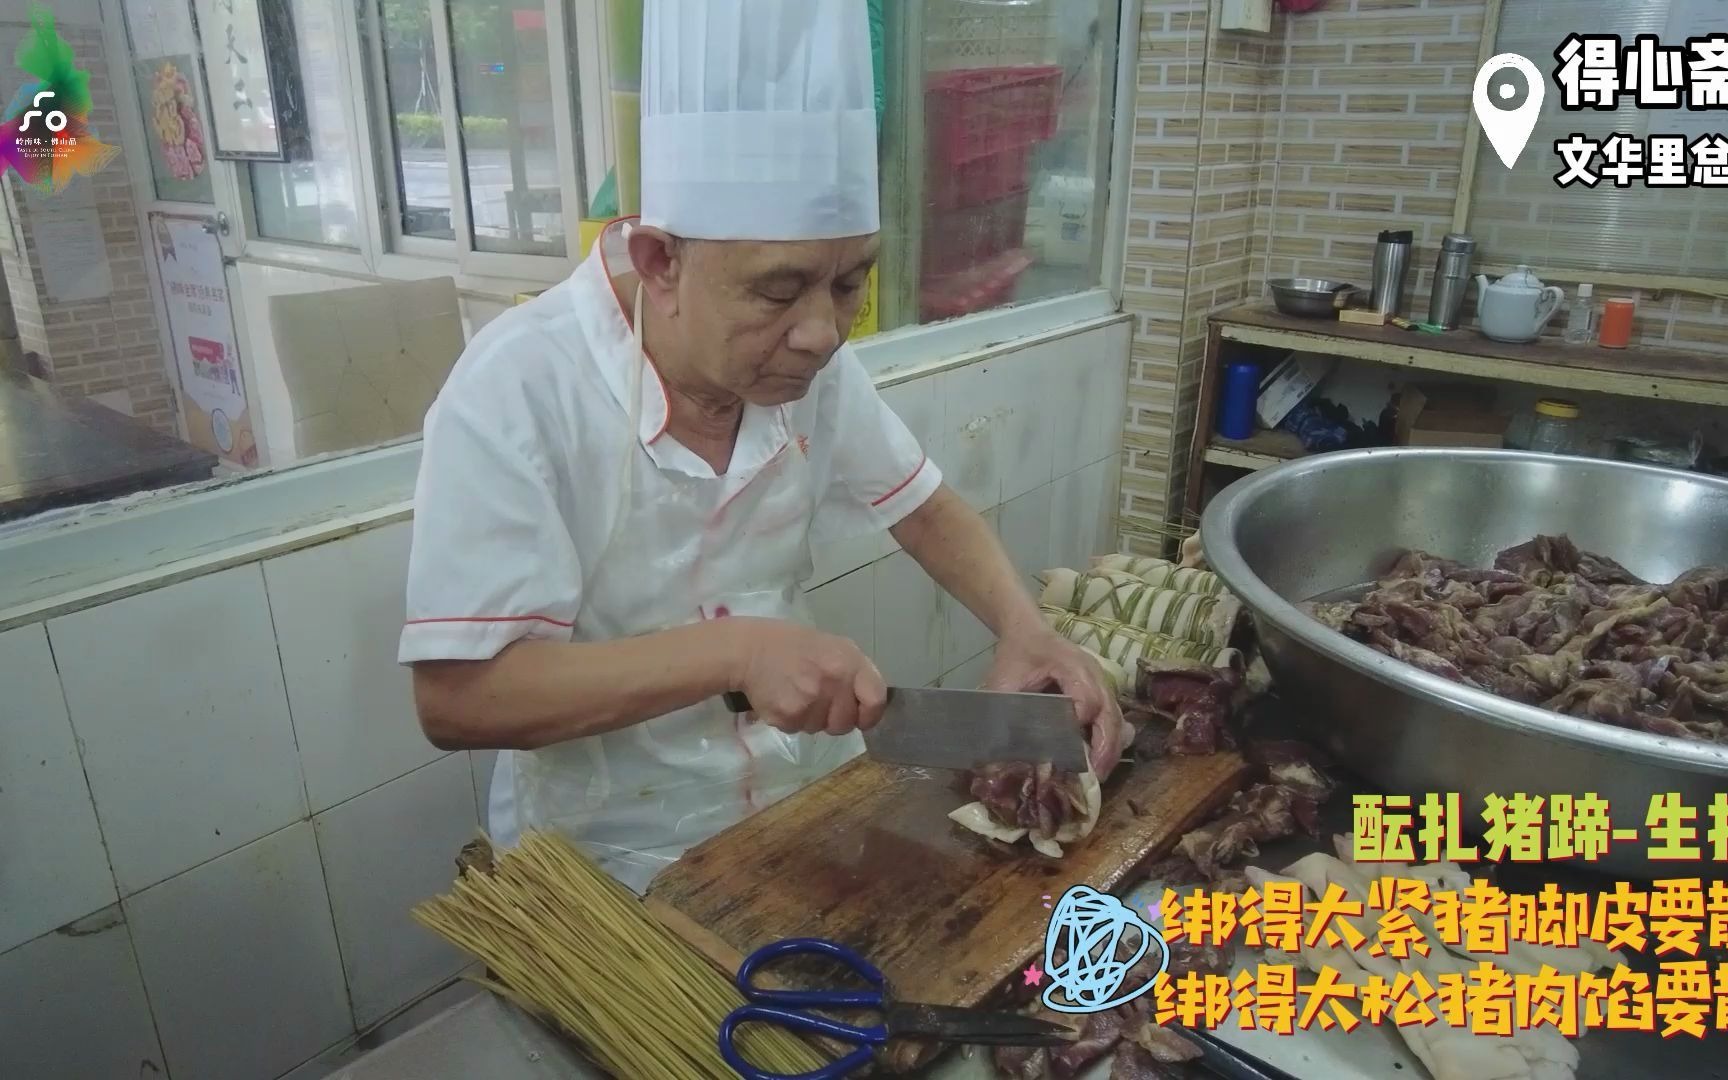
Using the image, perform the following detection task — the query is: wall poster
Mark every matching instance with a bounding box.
[150,213,257,466]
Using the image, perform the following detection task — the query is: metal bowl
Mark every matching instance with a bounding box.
[1200,448,1728,878]
[1267,277,1357,318]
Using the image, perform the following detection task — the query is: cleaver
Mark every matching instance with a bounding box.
[722,687,1090,772]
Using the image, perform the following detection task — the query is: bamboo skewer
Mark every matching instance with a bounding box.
[413,831,830,1080]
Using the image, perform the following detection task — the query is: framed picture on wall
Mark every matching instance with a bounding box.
[133,56,215,201]
[187,0,309,161]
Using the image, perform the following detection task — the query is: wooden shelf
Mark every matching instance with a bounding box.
[1210,304,1728,408]
[1203,429,1306,471]
[1181,302,1728,531]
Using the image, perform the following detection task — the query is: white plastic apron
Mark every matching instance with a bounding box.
[488,282,862,894]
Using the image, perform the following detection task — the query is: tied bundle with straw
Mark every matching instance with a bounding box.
[1038,606,1233,670]
[412,830,829,1080]
[1036,568,1240,647]
[1089,554,1224,596]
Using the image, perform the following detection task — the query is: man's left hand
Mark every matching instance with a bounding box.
[982,626,1131,780]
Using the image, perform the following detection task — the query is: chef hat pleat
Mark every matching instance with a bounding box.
[638,0,880,242]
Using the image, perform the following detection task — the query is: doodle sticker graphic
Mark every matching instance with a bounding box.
[1039,885,1168,1015]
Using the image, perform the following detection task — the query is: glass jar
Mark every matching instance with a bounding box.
[1527,399,1580,455]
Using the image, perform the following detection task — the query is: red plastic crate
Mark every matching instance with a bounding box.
[926,65,1063,168]
[922,191,1030,278]
[920,249,1035,323]
[925,141,1034,212]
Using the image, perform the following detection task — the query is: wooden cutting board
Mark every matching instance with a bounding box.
[644,751,1250,1073]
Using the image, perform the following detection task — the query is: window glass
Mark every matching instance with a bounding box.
[910,0,1116,326]
[598,0,1118,334]
[447,0,568,256]
[249,0,363,247]
[378,0,457,239]
[124,0,217,203]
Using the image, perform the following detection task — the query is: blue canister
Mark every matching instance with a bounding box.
[1216,361,1260,440]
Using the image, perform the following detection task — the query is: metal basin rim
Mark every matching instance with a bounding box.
[1198,446,1728,780]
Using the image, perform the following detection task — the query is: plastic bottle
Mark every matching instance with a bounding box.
[1528,399,1580,455]
[1563,283,1594,345]
[1598,298,1635,349]
[1217,362,1260,441]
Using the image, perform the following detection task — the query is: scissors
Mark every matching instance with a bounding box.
[717,936,1077,1080]
[1165,1020,1304,1080]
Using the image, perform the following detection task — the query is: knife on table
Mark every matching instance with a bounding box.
[722,687,1090,772]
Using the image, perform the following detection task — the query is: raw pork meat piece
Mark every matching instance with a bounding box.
[952,762,1102,857]
[1136,659,1244,755]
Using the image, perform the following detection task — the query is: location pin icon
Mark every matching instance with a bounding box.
[1474,53,1545,169]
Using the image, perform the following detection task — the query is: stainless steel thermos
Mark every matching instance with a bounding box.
[1370,229,1414,316]
[1426,233,1476,330]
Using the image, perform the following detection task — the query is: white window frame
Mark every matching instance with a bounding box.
[232,0,389,277]
[241,0,601,286]
[0,0,1140,591]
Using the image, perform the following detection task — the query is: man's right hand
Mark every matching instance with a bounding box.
[730,617,888,737]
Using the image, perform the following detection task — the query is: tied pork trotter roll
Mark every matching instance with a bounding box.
[948,761,1102,858]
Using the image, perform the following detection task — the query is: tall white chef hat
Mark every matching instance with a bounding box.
[638,0,880,242]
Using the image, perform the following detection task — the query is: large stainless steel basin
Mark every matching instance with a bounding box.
[1199,447,1728,879]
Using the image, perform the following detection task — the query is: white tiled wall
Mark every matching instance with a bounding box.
[125,824,353,1080]
[0,317,1129,1079]
[264,525,445,813]
[51,567,308,895]
[806,321,1131,689]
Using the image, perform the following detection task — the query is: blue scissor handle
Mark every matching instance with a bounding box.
[718,1005,883,1080]
[735,937,886,1008]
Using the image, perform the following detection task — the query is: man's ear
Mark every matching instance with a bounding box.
[627,226,684,317]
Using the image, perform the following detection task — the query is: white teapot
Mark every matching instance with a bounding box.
[1475,265,1565,343]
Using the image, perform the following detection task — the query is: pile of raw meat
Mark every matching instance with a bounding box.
[982,654,1339,1079]
[949,655,1266,860]
[1308,534,1728,743]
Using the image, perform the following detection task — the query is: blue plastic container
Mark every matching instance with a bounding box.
[1216,362,1260,440]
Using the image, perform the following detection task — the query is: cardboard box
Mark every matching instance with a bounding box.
[1396,385,1508,448]
[1338,308,1386,326]
[1255,351,1337,429]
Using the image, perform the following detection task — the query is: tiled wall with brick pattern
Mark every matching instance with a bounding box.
[1260,1,1485,302]
[1118,0,1728,551]
[0,23,177,435]
[1119,0,1289,554]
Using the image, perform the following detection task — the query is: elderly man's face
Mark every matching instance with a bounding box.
[645,232,878,406]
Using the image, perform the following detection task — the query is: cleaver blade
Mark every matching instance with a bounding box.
[861,687,1090,773]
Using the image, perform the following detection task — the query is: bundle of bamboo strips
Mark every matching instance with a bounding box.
[411,831,829,1080]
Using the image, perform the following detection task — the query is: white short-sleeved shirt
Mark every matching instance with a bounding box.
[398,223,941,664]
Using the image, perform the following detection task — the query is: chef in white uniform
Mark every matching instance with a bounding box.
[400,0,1127,894]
